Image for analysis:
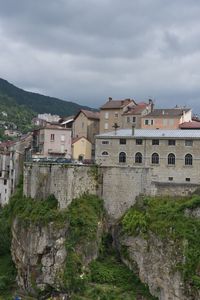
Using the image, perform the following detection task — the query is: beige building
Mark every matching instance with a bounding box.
[141,108,192,129]
[32,124,71,158]
[72,136,92,161]
[95,128,200,185]
[100,97,136,133]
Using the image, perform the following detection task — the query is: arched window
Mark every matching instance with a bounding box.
[185,154,193,165]
[168,153,175,165]
[119,152,126,163]
[102,151,109,156]
[135,152,142,164]
[152,153,159,164]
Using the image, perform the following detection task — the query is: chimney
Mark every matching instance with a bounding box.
[132,125,135,136]
[149,99,154,112]
[108,97,112,102]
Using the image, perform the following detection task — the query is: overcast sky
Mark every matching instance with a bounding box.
[1,0,200,112]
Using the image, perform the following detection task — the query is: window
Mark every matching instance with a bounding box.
[120,139,126,145]
[127,117,130,123]
[50,134,55,141]
[135,152,142,164]
[102,140,109,145]
[185,140,193,146]
[144,119,149,125]
[152,139,159,145]
[119,152,126,163]
[82,122,84,128]
[186,178,191,182]
[132,117,136,123]
[104,123,108,130]
[168,140,176,146]
[4,179,7,185]
[185,154,193,166]
[152,153,159,164]
[102,151,109,156]
[168,177,173,181]
[105,112,109,119]
[136,139,143,145]
[114,112,118,118]
[168,153,175,165]
[151,120,154,125]
[61,135,65,141]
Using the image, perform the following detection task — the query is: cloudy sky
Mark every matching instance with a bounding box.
[1,0,200,112]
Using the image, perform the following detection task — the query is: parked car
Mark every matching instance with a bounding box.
[56,158,72,164]
[82,159,94,165]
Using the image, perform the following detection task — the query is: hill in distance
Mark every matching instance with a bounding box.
[0,78,97,116]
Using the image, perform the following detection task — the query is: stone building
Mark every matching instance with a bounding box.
[99,97,136,133]
[72,109,99,159]
[95,128,200,185]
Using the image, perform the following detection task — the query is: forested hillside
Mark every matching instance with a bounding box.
[0,93,35,134]
[0,78,95,116]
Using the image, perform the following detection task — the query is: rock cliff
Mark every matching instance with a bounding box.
[114,195,200,300]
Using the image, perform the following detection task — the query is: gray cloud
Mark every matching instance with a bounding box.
[0,0,200,112]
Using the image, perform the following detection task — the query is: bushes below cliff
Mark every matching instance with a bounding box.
[121,195,200,293]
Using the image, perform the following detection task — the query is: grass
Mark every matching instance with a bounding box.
[71,235,157,300]
[121,194,200,291]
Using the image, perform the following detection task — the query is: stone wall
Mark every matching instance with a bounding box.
[24,163,98,209]
[24,163,200,221]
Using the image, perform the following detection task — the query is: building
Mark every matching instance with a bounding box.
[121,100,154,129]
[0,133,32,206]
[141,108,192,129]
[32,124,71,159]
[99,97,136,133]
[95,128,200,185]
[72,136,92,161]
[73,109,99,158]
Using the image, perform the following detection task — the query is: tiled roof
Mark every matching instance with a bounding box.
[97,129,200,139]
[123,103,149,115]
[179,121,200,129]
[142,108,191,118]
[72,136,91,144]
[100,98,136,109]
[81,110,100,120]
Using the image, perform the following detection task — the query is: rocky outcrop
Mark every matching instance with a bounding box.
[11,218,68,294]
[114,229,200,300]
[12,219,103,297]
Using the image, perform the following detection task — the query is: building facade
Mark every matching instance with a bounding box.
[141,108,192,129]
[95,129,200,185]
[99,98,136,133]
[32,125,71,158]
[72,137,92,161]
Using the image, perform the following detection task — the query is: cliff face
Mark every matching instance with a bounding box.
[10,193,104,298]
[115,233,186,300]
[114,195,200,300]
[12,218,68,293]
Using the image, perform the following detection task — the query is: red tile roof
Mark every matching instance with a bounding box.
[74,109,100,120]
[123,103,149,115]
[179,121,200,129]
[100,98,137,109]
[72,136,91,144]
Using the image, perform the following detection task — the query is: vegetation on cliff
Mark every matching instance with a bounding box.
[0,181,157,299]
[121,194,200,293]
